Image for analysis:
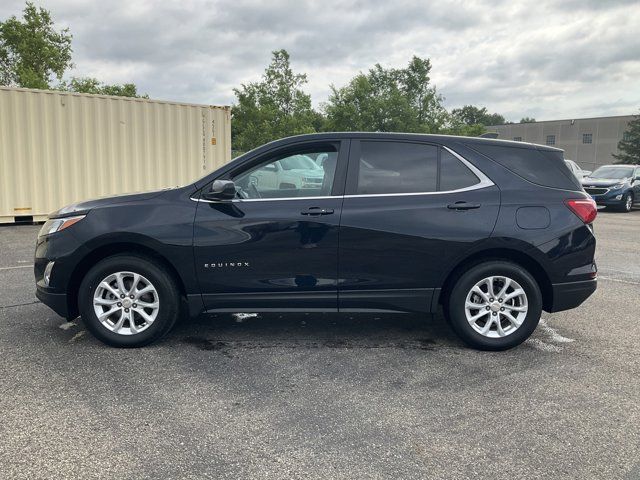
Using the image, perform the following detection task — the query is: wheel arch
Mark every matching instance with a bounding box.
[66,241,187,319]
[438,247,553,312]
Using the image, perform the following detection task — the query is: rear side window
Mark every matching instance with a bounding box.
[470,143,581,190]
[440,150,480,190]
[357,141,437,194]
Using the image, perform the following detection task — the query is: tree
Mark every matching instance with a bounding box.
[445,115,487,137]
[323,56,447,133]
[0,2,72,89]
[613,113,640,165]
[451,105,505,126]
[59,77,148,98]
[519,117,536,123]
[231,49,318,152]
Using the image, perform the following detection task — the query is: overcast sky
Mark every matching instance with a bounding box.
[2,0,639,121]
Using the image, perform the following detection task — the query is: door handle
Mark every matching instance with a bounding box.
[301,207,334,216]
[447,201,481,210]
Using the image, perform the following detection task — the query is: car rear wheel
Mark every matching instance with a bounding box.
[78,255,181,347]
[445,261,542,350]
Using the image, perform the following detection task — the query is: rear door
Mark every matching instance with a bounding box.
[338,139,500,313]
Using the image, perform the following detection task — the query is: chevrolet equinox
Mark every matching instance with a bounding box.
[35,133,598,350]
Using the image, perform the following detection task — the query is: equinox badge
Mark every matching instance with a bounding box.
[204,262,250,268]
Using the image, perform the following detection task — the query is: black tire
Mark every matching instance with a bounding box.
[619,192,633,212]
[444,261,542,351]
[78,254,181,347]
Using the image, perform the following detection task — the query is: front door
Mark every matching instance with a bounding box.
[193,140,348,311]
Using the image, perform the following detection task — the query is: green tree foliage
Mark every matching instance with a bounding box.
[445,117,487,137]
[451,105,505,126]
[323,56,447,133]
[613,113,640,164]
[59,77,148,98]
[0,2,72,89]
[231,49,318,152]
[519,117,536,123]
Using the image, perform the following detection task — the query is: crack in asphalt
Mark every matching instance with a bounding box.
[0,300,40,309]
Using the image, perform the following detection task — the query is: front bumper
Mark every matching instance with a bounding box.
[588,190,627,206]
[36,286,70,318]
[549,278,597,312]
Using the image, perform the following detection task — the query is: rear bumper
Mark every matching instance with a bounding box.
[36,287,69,319]
[548,278,597,312]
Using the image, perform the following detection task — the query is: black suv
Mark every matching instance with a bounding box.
[35,133,597,350]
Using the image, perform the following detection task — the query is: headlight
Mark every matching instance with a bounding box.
[612,183,625,189]
[39,215,85,236]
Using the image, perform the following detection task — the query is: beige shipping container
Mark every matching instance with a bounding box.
[0,87,231,223]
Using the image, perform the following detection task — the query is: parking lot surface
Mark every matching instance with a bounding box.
[1,209,639,479]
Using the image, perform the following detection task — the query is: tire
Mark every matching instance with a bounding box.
[619,192,633,212]
[444,261,542,351]
[78,254,181,347]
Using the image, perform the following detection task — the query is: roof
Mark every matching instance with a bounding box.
[259,132,563,153]
[488,113,636,128]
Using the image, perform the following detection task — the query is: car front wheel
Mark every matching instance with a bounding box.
[620,192,634,212]
[78,254,181,347]
[445,261,542,350]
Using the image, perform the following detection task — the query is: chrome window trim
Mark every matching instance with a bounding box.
[191,195,342,203]
[191,145,494,203]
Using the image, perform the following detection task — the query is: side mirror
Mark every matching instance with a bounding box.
[202,180,236,201]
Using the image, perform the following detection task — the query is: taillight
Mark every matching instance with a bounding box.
[565,198,597,224]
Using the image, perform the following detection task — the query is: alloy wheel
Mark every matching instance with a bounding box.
[92,271,160,335]
[464,276,528,338]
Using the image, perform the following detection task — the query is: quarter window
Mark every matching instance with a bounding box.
[439,150,480,191]
[583,133,593,144]
[232,149,338,199]
[356,141,437,194]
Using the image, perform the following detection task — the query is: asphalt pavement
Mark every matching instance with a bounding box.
[1,208,639,479]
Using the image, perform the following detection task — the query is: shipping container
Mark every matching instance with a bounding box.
[0,87,231,224]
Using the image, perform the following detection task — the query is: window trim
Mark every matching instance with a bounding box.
[194,139,350,202]
[193,143,493,203]
[344,146,493,198]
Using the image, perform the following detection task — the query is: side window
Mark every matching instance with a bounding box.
[233,148,338,199]
[356,141,437,194]
[439,150,480,191]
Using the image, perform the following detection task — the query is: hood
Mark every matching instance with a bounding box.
[288,168,323,177]
[581,178,629,187]
[50,189,167,218]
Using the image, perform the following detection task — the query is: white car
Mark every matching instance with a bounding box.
[249,154,325,191]
[565,159,591,180]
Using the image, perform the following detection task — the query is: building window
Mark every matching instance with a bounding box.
[546,135,556,145]
[623,132,631,141]
[582,133,593,144]
[513,136,522,142]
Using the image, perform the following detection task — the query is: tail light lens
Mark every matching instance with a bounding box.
[565,198,597,224]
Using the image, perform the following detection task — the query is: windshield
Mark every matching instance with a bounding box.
[589,166,634,179]
[279,155,320,171]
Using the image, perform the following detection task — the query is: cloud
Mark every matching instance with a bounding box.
[1,0,639,120]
